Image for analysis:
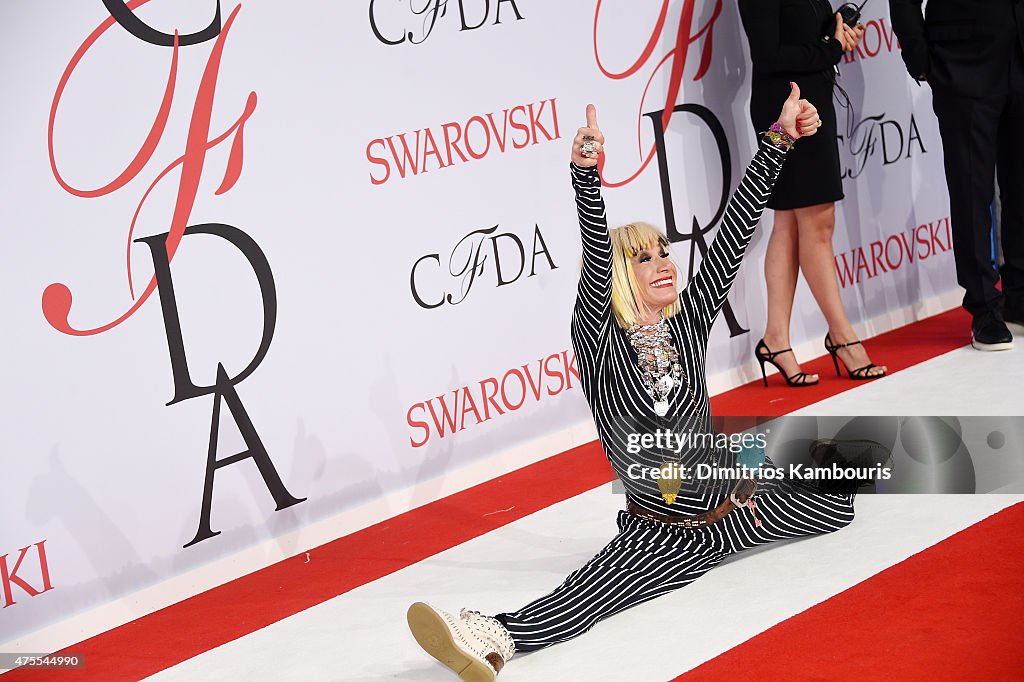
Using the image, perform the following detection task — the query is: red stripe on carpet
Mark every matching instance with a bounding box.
[672,501,1024,682]
[712,307,971,416]
[3,444,615,681]
[4,308,969,680]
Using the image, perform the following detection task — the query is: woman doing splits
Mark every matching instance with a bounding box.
[406,88,856,682]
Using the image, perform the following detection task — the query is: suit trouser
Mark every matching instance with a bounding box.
[930,43,1024,316]
[496,493,855,652]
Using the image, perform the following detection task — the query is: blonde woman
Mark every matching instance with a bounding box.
[406,93,856,682]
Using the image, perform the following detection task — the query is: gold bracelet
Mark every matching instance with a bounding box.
[764,123,796,151]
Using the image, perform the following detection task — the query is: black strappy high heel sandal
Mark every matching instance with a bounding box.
[824,333,887,380]
[754,339,820,388]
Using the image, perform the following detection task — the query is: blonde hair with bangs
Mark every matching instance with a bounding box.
[609,222,681,329]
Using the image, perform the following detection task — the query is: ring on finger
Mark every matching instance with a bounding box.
[580,140,599,156]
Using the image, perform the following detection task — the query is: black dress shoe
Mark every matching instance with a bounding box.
[971,311,1014,351]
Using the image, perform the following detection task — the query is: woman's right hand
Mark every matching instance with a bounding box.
[571,104,604,168]
[777,82,822,140]
[833,13,865,52]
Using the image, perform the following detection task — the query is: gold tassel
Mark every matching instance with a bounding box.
[657,462,682,506]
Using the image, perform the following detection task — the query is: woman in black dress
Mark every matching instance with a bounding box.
[739,0,887,385]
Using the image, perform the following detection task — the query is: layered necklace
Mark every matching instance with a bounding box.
[627,316,685,417]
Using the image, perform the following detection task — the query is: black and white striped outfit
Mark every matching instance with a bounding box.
[495,139,855,652]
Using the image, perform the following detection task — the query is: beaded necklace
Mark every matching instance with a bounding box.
[626,316,685,416]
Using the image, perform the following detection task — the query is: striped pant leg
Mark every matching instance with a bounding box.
[496,513,726,653]
[719,492,856,553]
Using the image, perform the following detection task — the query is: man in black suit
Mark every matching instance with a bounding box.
[890,0,1024,350]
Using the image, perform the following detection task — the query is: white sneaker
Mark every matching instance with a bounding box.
[407,602,516,681]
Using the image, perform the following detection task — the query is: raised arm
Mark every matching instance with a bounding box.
[570,105,611,360]
[681,143,786,334]
[683,83,820,334]
[888,0,929,81]
[737,0,846,74]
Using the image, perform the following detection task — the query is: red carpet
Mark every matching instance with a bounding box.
[712,307,971,416]
[673,502,1024,682]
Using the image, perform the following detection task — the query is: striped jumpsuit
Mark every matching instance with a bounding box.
[495,140,855,652]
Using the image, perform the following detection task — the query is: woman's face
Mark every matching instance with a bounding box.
[630,244,678,316]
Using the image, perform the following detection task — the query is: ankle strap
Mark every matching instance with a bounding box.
[756,339,793,359]
[827,335,863,350]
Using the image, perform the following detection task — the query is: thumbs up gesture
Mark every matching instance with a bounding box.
[778,82,822,140]
[571,103,605,167]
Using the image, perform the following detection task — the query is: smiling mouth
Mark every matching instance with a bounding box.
[651,278,674,289]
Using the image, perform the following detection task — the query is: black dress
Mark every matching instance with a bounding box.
[738,0,846,209]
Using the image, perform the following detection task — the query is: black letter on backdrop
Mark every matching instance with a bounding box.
[136,223,276,406]
[369,0,407,45]
[103,0,222,46]
[137,224,303,548]
[644,105,749,338]
[183,364,306,548]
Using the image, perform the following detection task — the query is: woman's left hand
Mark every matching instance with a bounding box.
[777,82,822,140]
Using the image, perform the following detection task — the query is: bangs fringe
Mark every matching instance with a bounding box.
[612,223,669,259]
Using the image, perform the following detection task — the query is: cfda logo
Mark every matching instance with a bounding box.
[410,224,557,309]
[839,111,928,180]
[369,0,524,46]
[44,0,304,548]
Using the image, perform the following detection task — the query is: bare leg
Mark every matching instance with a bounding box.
[794,202,886,377]
[762,209,819,382]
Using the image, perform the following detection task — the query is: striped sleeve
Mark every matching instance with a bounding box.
[682,139,787,332]
[569,162,612,364]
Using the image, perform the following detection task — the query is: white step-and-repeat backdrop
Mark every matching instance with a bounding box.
[1,0,951,642]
